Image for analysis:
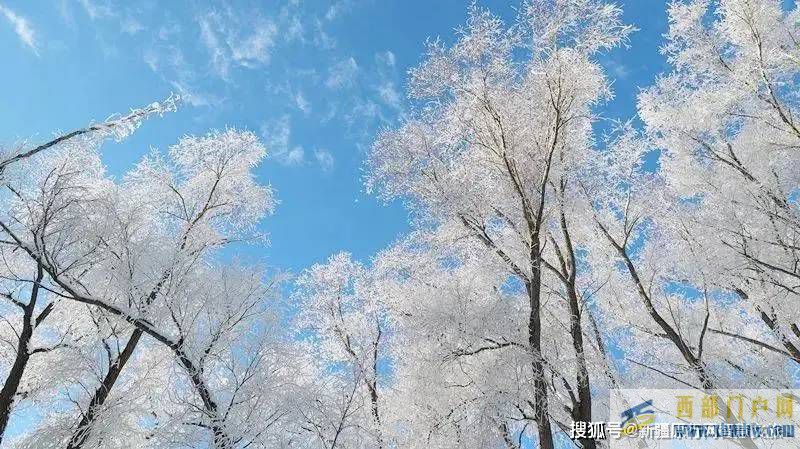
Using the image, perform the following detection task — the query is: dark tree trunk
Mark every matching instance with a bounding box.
[67,271,172,448]
[527,240,555,449]
[176,352,231,449]
[0,332,32,442]
[3,240,231,448]
[558,207,596,449]
[66,328,143,449]
[566,284,596,449]
[0,264,44,444]
[369,321,384,449]
[597,221,715,390]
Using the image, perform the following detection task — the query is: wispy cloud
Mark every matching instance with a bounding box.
[158,22,181,41]
[314,148,334,172]
[198,14,230,79]
[376,50,395,68]
[312,18,336,49]
[373,50,403,111]
[284,15,304,43]
[295,91,311,115]
[77,0,114,21]
[284,146,305,165]
[325,57,358,89]
[198,10,278,81]
[0,4,38,55]
[605,59,630,80]
[121,16,144,35]
[262,115,305,166]
[261,116,334,172]
[324,0,352,22]
[169,80,217,107]
[376,81,401,110]
[316,51,403,143]
[144,45,217,107]
[345,98,381,128]
[230,21,277,67]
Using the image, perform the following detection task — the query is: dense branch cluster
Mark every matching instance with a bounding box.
[0,0,798,448]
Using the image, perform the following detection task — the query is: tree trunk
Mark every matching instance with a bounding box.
[597,222,715,390]
[368,379,383,449]
[176,352,231,449]
[0,264,43,444]
[0,332,32,442]
[566,284,596,449]
[6,243,231,448]
[66,328,144,449]
[527,240,555,449]
[558,207,596,449]
[369,322,384,449]
[67,271,174,447]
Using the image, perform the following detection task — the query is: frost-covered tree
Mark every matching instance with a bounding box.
[0,97,178,445]
[580,125,793,393]
[0,99,293,448]
[373,236,544,449]
[366,2,632,447]
[0,262,95,442]
[638,0,800,368]
[293,253,389,449]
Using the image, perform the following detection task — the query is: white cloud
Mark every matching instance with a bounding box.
[285,15,304,42]
[264,115,290,154]
[377,81,401,110]
[372,50,403,112]
[325,57,358,89]
[261,117,333,171]
[230,21,277,67]
[376,50,395,68]
[345,98,381,128]
[610,61,630,79]
[57,0,75,27]
[77,0,114,20]
[0,4,38,55]
[121,16,144,35]
[262,115,305,166]
[325,0,352,21]
[143,49,159,71]
[314,148,334,172]
[295,91,311,115]
[321,102,338,123]
[169,80,216,107]
[198,10,278,81]
[198,14,230,79]
[312,18,336,49]
[158,22,181,41]
[285,146,305,165]
[144,44,218,107]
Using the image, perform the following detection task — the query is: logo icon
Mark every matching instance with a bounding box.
[620,400,655,435]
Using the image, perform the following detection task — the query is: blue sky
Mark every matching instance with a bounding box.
[0,0,671,273]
